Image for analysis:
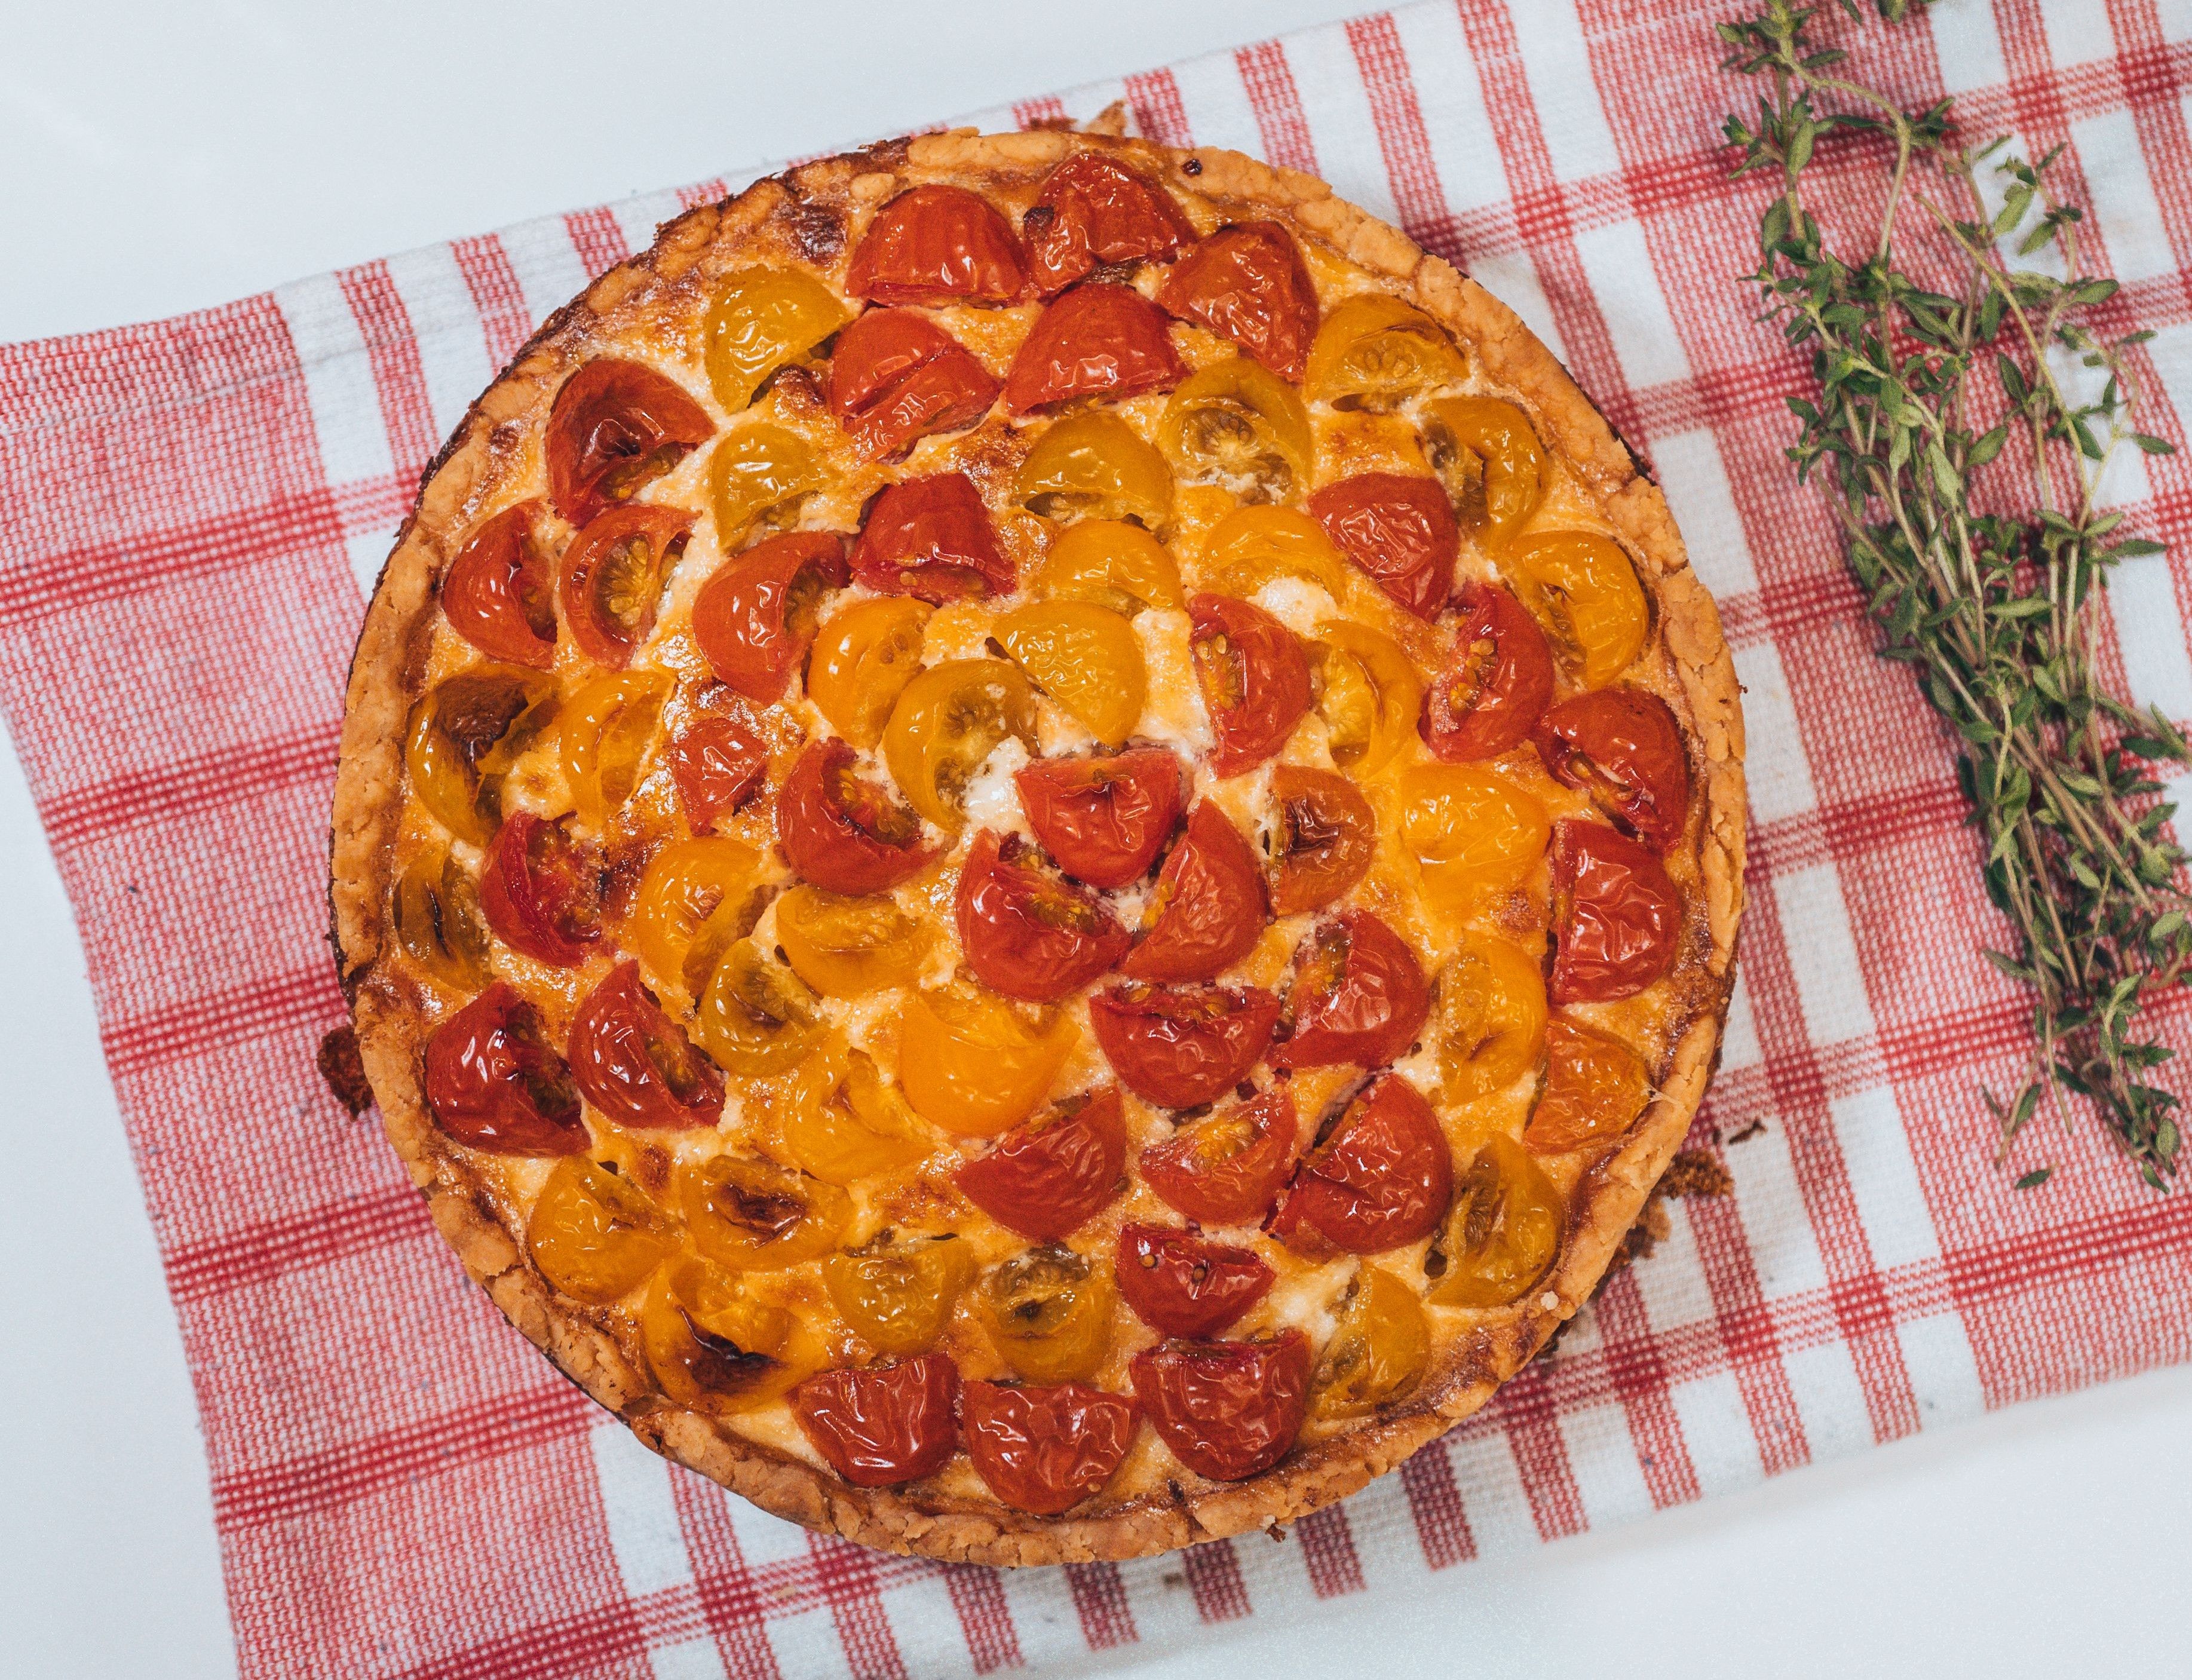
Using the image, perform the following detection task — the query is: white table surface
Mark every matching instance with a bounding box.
[6,3,2191,1675]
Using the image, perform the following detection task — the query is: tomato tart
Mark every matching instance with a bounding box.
[330,127,1745,1565]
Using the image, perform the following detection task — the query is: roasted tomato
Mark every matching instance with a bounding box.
[1270,1073,1452,1253]
[1308,474,1459,621]
[567,960,724,1128]
[708,424,830,541]
[1271,911,1430,1071]
[392,844,492,992]
[787,1047,933,1184]
[424,982,587,1155]
[775,884,931,998]
[850,472,1014,603]
[1269,766,1375,916]
[691,531,848,702]
[792,1354,959,1488]
[669,714,769,831]
[1549,819,1682,1002]
[1427,1135,1562,1307]
[1534,688,1691,853]
[1310,1267,1430,1418]
[642,1255,807,1414]
[1420,582,1555,762]
[1189,594,1312,778]
[1436,936,1549,1103]
[1014,748,1184,888]
[1139,1086,1297,1226]
[1131,1332,1310,1480]
[1025,151,1195,295]
[1121,801,1267,982]
[1157,222,1319,380]
[560,670,672,829]
[692,940,829,1076]
[881,658,1038,831]
[1508,531,1650,689]
[898,982,1078,1136]
[443,501,556,667]
[996,599,1146,746]
[1424,396,1547,548]
[1527,1016,1652,1153]
[957,830,1132,1003]
[776,740,938,895]
[962,1380,1138,1515]
[1311,622,1422,781]
[847,184,1027,306]
[561,504,694,668]
[828,308,1001,460]
[406,666,559,845]
[1400,765,1551,902]
[1034,517,1185,614]
[681,1152,850,1271]
[628,836,762,1003]
[955,1087,1128,1241]
[1114,1223,1273,1338]
[526,1154,677,1304]
[978,1244,1114,1383]
[808,595,933,749]
[1004,283,1185,414]
[1088,982,1280,1109]
[824,1234,973,1354]
[1015,412,1175,529]
[480,813,602,967]
[1304,295,1467,411]
[1158,356,1313,501]
[1198,505,1351,600]
[546,357,714,526]
[704,264,853,410]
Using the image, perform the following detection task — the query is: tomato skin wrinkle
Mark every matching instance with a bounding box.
[567,959,724,1128]
[1269,1072,1453,1254]
[1189,594,1311,778]
[1270,909,1430,1071]
[1014,749,1185,890]
[954,1087,1129,1241]
[847,185,1028,307]
[961,1379,1138,1514]
[1114,1223,1273,1338]
[546,357,714,526]
[1157,222,1320,381]
[956,829,1132,1003]
[692,531,848,702]
[424,983,588,1157]
[1119,801,1268,983]
[1004,283,1186,413]
[792,1354,961,1487]
[829,308,1001,460]
[669,714,769,831]
[1130,1332,1311,1481]
[1088,981,1279,1109]
[1420,581,1555,762]
[1025,152,1195,295]
[850,472,1015,603]
[1139,1085,1298,1226]
[480,813,602,967]
[1310,473,1458,622]
[443,501,556,667]
[1533,688,1692,853]
[1547,819,1682,1003]
[777,740,937,895]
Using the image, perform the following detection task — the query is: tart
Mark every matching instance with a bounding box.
[329,127,1745,1566]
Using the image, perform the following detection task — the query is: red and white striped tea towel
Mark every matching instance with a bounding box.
[8,1,2192,1674]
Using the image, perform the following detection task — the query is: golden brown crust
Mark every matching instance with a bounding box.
[329,128,1746,1566]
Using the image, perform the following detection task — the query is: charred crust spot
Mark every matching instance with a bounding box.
[1182,157,1203,176]
[777,199,847,266]
[317,1025,373,1115]
[1022,204,1058,235]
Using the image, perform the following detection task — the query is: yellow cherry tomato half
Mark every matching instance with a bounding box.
[1400,764,1550,899]
[995,600,1148,747]
[679,1152,851,1271]
[405,665,560,845]
[641,1255,814,1414]
[707,424,832,542]
[773,883,931,998]
[1016,410,1174,529]
[704,265,853,411]
[691,938,829,1075]
[526,1155,679,1305]
[1158,355,1313,503]
[1507,531,1650,690]
[824,1234,976,1356]
[784,1045,934,1184]
[628,837,764,1004]
[808,594,933,750]
[1428,1135,1563,1308]
[1199,505,1351,600]
[1437,936,1551,1103]
[977,1244,1115,1384]
[1032,519,1186,616]
[1305,295,1467,412]
[560,669,673,829]
[1526,1017,1653,1154]
[1311,1265,1432,1419]
[897,982,1078,1136]
[1424,396,1547,549]
[392,844,492,992]
[880,658,1039,831]
[1311,621,1424,780]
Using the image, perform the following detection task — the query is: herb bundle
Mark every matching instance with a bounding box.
[1719,0,2191,1187]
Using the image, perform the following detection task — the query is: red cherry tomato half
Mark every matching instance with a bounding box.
[546,357,715,527]
[1268,1073,1452,1253]
[1420,582,1556,762]
[480,813,603,967]
[1156,222,1320,381]
[1130,1332,1310,1481]
[1003,284,1185,414]
[954,1087,1128,1241]
[442,501,556,668]
[1025,152,1196,296]
[850,473,1015,603]
[1189,594,1312,779]
[1013,748,1184,889]
[560,504,695,669]
[1088,982,1280,1109]
[1114,1224,1274,1338]
[566,959,725,1127]
[1120,801,1268,983]
[669,713,770,831]
[1549,818,1682,1003]
[846,185,1028,307]
[691,531,849,703]
[1269,766,1375,917]
[829,308,1002,461]
[1271,910,1430,1071]
[777,739,938,895]
[956,829,1132,1003]
[1309,473,1458,622]
[961,1379,1139,1515]
[1533,688,1691,853]
[791,1353,960,1488]
[423,982,588,1156]
[1140,1086,1298,1227]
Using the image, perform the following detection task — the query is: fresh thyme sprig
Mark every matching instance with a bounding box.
[1719,0,2192,1187]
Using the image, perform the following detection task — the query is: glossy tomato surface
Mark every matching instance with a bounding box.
[1271,910,1430,1070]
[1269,1073,1453,1253]
[1269,766,1375,916]
[546,357,714,526]
[1088,982,1279,1109]
[1309,473,1459,621]
[961,1379,1139,1513]
[669,713,770,831]
[691,531,848,702]
[423,982,588,1155]
[1013,749,1183,890]
[566,960,724,1128]
[1156,222,1320,380]
[1130,1332,1311,1481]
[829,308,1001,459]
[846,185,1027,306]
[1549,819,1682,1002]
[1004,283,1185,413]
[442,501,556,667]
[850,472,1015,603]
[775,740,937,895]
[1114,1223,1273,1338]
[1189,594,1312,778]
[480,813,603,967]
[1139,1086,1298,1226]
[954,1087,1128,1241]
[560,505,694,669]
[790,1353,960,1487]
[1120,801,1267,982]
[1420,581,1556,762]
[1533,688,1691,853]
[956,829,1132,1003]
[1025,152,1195,295]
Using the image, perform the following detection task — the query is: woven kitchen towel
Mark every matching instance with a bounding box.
[9,1,2192,1674]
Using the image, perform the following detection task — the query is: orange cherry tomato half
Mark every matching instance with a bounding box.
[1120,801,1268,983]
[546,357,715,527]
[691,530,848,703]
[1271,910,1430,1071]
[1003,283,1185,414]
[443,501,556,667]
[1013,748,1185,890]
[1549,819,1682,1003]
[776,739,938,896]
[1157,222,1320,381]
[1189,593,1312,779]
[846,184,1028,307]
[669,713,769,831]
[566,959,725,1129]
[560,504,695,669]
[1025,151,1195,296]
[1308,472,1459,622]
[1114,1223,1273,1338]
[1420,580,1555,762]
[828,308,1001,461]
[1526,1016,1653,1153]
[1534,688,1691,853]
[961,1379,1139,1515]
[956,828,1132,1003]
[1269,766,1375,917]
[954,1086,1129,1241]
[850,472,1015,603]
[790,1353,960,1488]
[1269,1072,1453,1253]
[423,982,588,1156]
[1139,1086,1298,1227]
[1087,981,1280,1109]
[480,813,603,967]
[1131,1332,1310,1481]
